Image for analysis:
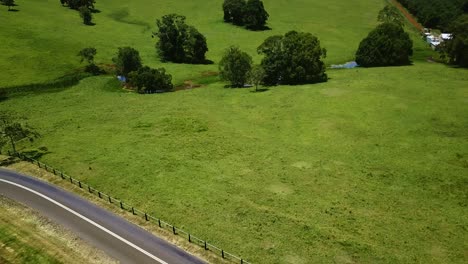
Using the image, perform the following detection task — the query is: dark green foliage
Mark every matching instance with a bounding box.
[0,112,39,154]
[128,66,174,93]
[248,65,266,92]
[62,0,95,10]
[443,14,468,67]
[398,0,466,29]
[79,6,93,25]
[223,0,246,25]
[378,5,404,27]
[3,0,15,11]
[223,0,269,30]
[78,47,96,64]
[154,14,208,64]
[78,47,100,74]
[243,0,269,30]
[355,23,413,67]
[219,46,252,87]
[112,47,142,77]
[257,31,327,85]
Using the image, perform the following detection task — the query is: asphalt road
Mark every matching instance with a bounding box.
[0,168,207,264]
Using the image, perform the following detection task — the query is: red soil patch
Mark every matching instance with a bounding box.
[174,80,203,91]
[390,0,424,31]
[201,71,219,77]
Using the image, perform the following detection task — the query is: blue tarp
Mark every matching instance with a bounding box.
[117,75,127,82]
[331,61,359,69]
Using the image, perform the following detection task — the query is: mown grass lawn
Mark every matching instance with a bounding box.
[2,62,468,263]
[0,0,384,87]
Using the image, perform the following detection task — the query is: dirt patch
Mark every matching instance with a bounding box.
[391,0,424,31]
[174,80,204,91]
[201,71,219,77]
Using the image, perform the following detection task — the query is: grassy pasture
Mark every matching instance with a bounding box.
[2,62,468,263]
[0,0,384,87]
[0,0,467,263]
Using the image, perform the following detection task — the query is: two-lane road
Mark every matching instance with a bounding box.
[0,168,206,264]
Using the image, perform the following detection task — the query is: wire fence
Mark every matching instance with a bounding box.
[8,150,250,264]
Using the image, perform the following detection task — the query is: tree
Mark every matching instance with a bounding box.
[79,6,93,25]
[223,0,246,25]
[62,0,95,10]
[355,22,413,67]
[247,65,265,92]
[443,14,468,67]
[78,47,96,64]
[128,66,174,93]
[78,47,100,74]
[219,46,252,87]
[4,0,15,11]
[378,4,404,27]
[112,47,142,77]
[257,31,328,85]
[0,112,39,154]
[243,0,269,30]
[154,14,208,64]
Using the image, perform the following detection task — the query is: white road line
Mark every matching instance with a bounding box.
[0,179,169,264]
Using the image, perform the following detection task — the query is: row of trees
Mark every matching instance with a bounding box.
[223,0,269,30]
[398,0,468,29]
[60,0,96,25]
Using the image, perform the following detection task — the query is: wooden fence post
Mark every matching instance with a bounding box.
[120,201,123,209]
[145,213,148,221]
[204,241,207,250]
[222,250,224,258]
[173,226,176,234]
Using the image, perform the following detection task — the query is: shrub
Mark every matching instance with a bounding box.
[128,66,174,93]
[355,22,413,67]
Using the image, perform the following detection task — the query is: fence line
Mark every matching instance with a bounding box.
[8,150,250,264]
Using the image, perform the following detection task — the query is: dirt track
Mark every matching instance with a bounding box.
[390,0,424,31]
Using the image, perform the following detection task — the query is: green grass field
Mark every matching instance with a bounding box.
[1,0,467,263]
[0,0,384,87]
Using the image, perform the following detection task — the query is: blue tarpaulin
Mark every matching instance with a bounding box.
[331,61,359,69]
[117,75,127,82]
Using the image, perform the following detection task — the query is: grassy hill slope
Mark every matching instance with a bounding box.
[0,0,384,87]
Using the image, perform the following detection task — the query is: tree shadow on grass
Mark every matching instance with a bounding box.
[250,88,269,93]
[8,9,19,12]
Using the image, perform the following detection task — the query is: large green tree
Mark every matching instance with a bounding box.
[128,66,174,93]
[258,31,327,85]
[443,14,468,67]
[112,47,142,77]
[355,22,413,67]
[219,46,252,87]
[223,0,246,25]
[154,14,208,64]
[243,0,269,30]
